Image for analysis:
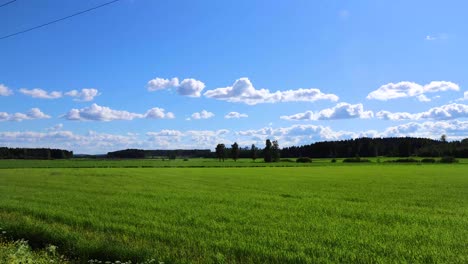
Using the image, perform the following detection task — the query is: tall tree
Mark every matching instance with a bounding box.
[272,140,280,162]
[250,144,258,161]
[231,142,239,161]
[264,139,272,162]
[215,144,225,162]
[441,134,447,143]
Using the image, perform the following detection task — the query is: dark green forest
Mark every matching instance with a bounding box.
[0,147,73,159]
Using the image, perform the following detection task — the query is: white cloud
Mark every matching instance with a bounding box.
[18,87,100,101]
[147,77,179,91]
[65,88,100,102]
[147,77,205,97]
[63,104,174,121]
[177,79,206,97]
[376,103,468,121]
[64,104,143,121]
[191,110,214,120]
[46,123,64,132]
[456,91,468,101]
[425,33,448,41]
[0,84,13,96]
[224,112,248,119]
[281,103,373,121]
[19,88,63,99]
[204,78,339,105]
[0,108,50,122]
[417,94,431,102]
[146,129,230,149]
[367,81,459,101]
[378,120,468,139]
[145,107,175,119]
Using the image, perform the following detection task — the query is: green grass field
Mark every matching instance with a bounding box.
[0,164,467,263]
[0,157,466,169]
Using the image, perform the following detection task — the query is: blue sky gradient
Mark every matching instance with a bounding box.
[1,0,467,153]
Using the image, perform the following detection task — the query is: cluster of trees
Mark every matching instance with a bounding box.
[0,147,73,159]
[281,136,468,158]
[215,139,280,162]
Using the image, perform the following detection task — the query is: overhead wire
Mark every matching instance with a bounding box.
[0,0,122,40]
[0,0,17,8]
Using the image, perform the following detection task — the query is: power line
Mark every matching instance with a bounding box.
[0,0,122,40]
[0,0,17,8]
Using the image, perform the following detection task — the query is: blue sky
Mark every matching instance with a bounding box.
[1,0,467,153]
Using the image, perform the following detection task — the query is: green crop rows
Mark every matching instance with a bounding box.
[0,165,467,263]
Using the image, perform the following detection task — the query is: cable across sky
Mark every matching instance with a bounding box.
[0,0,121,40]
[0,0,17,8]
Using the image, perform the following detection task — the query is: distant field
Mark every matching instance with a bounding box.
[0,157,466,169]
[0,165,467,263]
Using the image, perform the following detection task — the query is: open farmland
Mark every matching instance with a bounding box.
[0,165,467,263]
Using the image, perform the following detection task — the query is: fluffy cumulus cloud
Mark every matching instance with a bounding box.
[367,81,459,101]
[19,88,62,99]
[0,108,50,122]
[65,88,100,101]
[63,104,174,121]
[204,78,339,105]
[145,108,175,119]
[0,84,13,96]
[147,77,179,91]
[147,77,205,97]
[376,103,468,121]
[281,103,373,121]
[191,110,214,120]
[224,112,248,119]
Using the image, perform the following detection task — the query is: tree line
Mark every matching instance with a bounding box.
[281,136,468,158]
[215,139,281,162]
[0,147,73,159]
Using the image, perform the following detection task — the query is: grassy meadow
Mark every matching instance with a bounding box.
[0,163,467,263]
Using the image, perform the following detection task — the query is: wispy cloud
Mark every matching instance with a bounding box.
[0,108,50,122]
[425,33,449,41]
[456,91,468,101]
[0,84,13,96]
[225,112,248,119]
[367,81,459,101]
[19,88,100,101]
[20,88,62,99]
[376,103,468,121]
